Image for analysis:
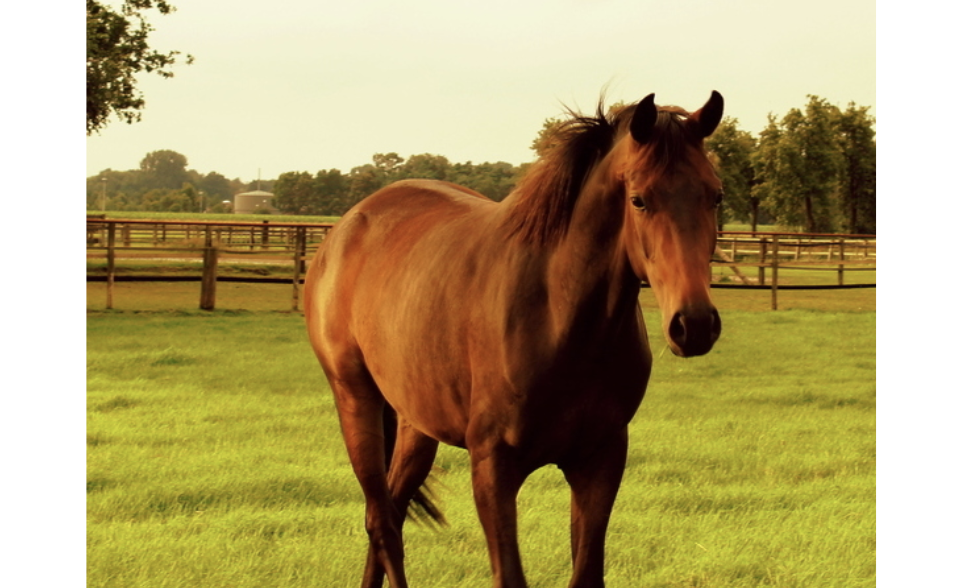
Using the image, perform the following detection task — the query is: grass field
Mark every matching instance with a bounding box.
[87,283,875,587]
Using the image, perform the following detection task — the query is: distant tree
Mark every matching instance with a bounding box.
[835,103,876,234]
[196,172,234,210]
[245,179,275,193]
[372,152,404,173]
[751,115,785,227]
[530,117,566,158]
[348,154,406,203]
[273,172,316,215]
[86,0,193,134]
[139,183,196,212]
[347,164,386,203]
[314,169,351,215]
[397,154,450,181]
[706,117,758,231]
[208,200,232,214]
[450,161,519,201]
[140,149,190,190]
[753,96,844,233]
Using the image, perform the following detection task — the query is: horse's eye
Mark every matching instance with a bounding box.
[630,195,646,210]
[714,191,724,208]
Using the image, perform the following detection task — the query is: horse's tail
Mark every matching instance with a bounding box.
[382,405,447,527]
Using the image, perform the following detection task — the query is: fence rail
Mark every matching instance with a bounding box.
[87,218,875,311]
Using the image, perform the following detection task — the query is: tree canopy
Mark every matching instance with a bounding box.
[86,0,193,134]
[86,96,874,234]
[706,117,759,231]
[271,154,522,216]
[750,96,875,234]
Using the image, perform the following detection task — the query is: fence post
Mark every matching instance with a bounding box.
[291,226,307,311]
[200,226,218,311]
[771,236,780,311]
[106,222,116,310]
[837,239,845,286]
[758,238,768,285]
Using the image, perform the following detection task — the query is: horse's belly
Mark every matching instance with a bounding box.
[358,314,475,447]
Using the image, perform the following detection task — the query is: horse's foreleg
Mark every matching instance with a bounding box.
[468,440,528,588]
[560,428,628,588]
[329,379,408,588]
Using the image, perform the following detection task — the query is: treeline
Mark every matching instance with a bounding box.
[85,150,269,213]
[85,150,520,216]
[707,96,875,234]
[86,95,874,234]
[272,154,522,216]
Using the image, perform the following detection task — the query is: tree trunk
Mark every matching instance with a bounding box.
[804,195,816,233]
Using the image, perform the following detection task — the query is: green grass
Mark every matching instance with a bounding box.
[87,301,874,587]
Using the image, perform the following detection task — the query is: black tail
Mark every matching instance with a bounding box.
[382,405,447,527]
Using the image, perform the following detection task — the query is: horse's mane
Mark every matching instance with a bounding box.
[506,101,693,244]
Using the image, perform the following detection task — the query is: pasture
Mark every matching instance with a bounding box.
[87,288,875,587]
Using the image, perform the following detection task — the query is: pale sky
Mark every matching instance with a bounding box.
[85,0,875,183]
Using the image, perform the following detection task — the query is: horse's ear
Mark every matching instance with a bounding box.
[693,91,724,137]
[630,93,658,144]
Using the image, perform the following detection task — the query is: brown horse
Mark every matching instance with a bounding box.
[304,91,725,588]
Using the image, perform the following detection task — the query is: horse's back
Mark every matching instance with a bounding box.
[304,179,499,393]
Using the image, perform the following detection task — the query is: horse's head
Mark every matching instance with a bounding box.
[617,92,724,357]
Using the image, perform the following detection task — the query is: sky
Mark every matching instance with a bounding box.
[85,0,875,183]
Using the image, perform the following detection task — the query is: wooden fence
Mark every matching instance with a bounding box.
[87,218,875,311]
[86,218,333,311]
[709,231,876,309]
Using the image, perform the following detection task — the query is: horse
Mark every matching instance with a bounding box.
[304,91,725,588]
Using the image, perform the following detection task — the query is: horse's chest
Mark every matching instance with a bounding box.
[507,366,649,464]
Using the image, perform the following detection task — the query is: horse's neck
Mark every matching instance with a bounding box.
[545,161,640,334]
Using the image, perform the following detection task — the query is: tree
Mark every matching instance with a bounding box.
[449,161,519,202]
[273,172,316,215]
[139,183,197,212]
[397,154,450,181]
[197,172,234,211]
[86,0,193,134]
[140,149,189,190]
[531,117,566,158]
[313,169,351,215]
[706,117,758,231]
[372,152,404,173]
[753,96,844,233]
[836,104,876,234]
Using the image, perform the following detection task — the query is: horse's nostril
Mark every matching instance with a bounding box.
[668,308,720,356]
[669,312,686,346]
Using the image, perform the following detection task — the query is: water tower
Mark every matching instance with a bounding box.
[233,190,275,214]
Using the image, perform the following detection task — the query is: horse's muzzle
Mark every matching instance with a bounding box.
[667,307,721,357]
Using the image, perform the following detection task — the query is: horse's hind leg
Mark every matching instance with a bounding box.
[362,413,442,587]
[387,416,442,523]
[560,428,628,588]
[327,374,409,588]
